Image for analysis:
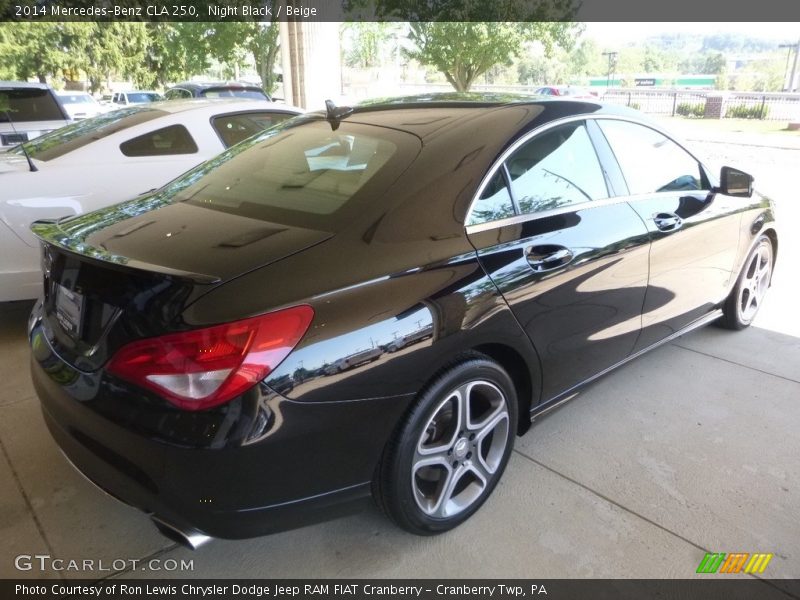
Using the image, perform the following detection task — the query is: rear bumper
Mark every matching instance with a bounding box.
[30,320,413,539]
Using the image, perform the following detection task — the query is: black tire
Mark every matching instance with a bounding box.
[720,235,773,330]
[375,356,518,535]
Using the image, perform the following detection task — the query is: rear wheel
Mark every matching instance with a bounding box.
[720,235,773,330]
[375,356,517,535]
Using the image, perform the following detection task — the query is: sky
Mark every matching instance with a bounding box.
[583,22,800,46]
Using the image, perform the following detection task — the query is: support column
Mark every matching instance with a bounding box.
[280,21,341,110]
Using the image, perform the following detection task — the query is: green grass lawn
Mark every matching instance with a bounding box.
[661,117,800,136]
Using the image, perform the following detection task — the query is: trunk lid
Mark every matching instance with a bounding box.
[31,198,333,370]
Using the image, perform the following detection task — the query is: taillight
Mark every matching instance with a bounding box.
[106,305,314,411]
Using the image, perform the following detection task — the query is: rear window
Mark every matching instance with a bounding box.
[126,92,162,103]
[199,87,268,100]
[212,111,296,147]
[59,94,96,104]
[0,88,65,122]
[11,107,166,161]
[175,119,419,228]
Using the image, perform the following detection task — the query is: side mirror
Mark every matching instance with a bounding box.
[718,166,753,198]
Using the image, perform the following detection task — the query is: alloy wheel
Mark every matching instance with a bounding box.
[411,380,510,518]
[737,242,772,323]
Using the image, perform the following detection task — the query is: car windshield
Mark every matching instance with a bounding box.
[0,88,64,122]
[60,94,96,104]
[199,88,267,100]
[127,92,162,103]
[169,118,419,229]
[10,107,166,161]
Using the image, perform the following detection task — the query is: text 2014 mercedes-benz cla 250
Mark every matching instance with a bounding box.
[28,95,777,547]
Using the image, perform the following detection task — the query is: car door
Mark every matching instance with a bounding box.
[466,119,651,403]
[594,118,742,351]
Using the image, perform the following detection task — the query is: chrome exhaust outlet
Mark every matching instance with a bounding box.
[151,516,212,550]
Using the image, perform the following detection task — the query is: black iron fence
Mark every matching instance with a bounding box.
[602,89,800,121]
[391,83,800,121]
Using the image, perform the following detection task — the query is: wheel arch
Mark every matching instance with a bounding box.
[473,342,535,436]
[763,227,778,271]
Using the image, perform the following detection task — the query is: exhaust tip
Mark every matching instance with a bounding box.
[151,516,212,550]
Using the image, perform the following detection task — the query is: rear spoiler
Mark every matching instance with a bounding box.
[30,219,221,285]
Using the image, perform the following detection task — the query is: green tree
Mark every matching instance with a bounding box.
[192,22,281,93]
[0,23,88,84]
[405,22,577,92]
[702,52,727,75]
[80,23,150,93]
[342,22,395,68]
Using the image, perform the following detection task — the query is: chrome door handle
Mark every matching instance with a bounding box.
[526,246,573,272]
[653,212,683,232]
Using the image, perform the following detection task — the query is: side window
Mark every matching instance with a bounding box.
[212,112,295,148]
[120,124,198,157]
[165,88,191,100]
[467,170,515,225]
[506,121,608,215]
[597,120,704,194]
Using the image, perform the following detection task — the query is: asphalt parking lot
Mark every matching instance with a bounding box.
[1,124,798,580]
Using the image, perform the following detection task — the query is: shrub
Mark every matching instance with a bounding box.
[726,104,769,119]
[629,102,641,110]
[676,102,705,117]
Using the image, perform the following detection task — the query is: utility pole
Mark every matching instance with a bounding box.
[602,51,618,90]
[779,43,794,90]
[790,37,800,92]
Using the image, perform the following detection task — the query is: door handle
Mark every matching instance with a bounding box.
[526,245,573,272]
[653,212,683,232]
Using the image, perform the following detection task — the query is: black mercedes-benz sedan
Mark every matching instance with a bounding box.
[28,94,777,546]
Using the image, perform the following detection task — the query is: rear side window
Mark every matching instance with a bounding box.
[468,171,515,225]
[597,120,704,194]
[120,124,198,157]
[165,88,192,100]
[506,121,608,215]
[212,111,296,147]
[11,107,165,161]
[0,88,65,122]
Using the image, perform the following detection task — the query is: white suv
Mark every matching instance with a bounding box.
[0,82,71,150]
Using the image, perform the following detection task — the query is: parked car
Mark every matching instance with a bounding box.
[1,99,301,301]
[165,81,270,101]
[324,347,383,374]
[0,82,71,150]
[28,94,776,546]
[111,91,163,106]
[56,91,107,120]
[535,85,597,99]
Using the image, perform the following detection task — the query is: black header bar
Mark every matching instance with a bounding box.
[2,0,800,22]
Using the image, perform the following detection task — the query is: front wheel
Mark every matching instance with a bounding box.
[720,235,773,330]
[375,356,518,535]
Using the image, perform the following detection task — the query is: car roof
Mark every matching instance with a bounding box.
[169,81,264,90]
[132,98,302,115]
[309,93,643,140]
[0,81,53,90]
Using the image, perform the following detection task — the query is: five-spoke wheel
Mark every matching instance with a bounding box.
[722,235,773,330]
[375,356,517,534]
